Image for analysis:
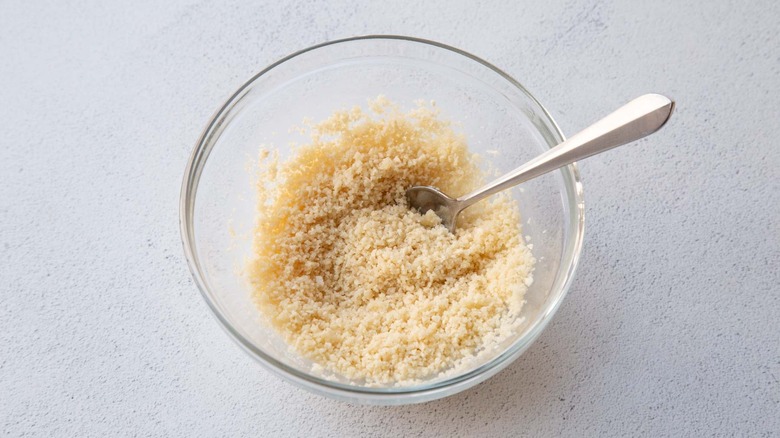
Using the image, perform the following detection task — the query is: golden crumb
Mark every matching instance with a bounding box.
[248,97,535,385]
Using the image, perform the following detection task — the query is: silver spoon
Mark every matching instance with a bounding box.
[406,93,675,232]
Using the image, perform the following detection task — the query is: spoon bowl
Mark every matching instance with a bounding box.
[404,186,462,232]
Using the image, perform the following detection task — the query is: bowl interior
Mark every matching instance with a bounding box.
[183,37,581,399]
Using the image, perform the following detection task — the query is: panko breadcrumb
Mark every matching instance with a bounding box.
[248,97,535,385]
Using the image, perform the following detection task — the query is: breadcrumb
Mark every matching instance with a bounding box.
[248,98,535,385]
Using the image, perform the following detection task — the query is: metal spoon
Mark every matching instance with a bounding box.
[406,93,675,232]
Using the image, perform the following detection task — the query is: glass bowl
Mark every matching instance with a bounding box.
[180,36,584,405]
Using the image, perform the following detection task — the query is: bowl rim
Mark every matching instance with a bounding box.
[179,34,585,403]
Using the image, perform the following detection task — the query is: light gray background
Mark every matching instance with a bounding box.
[2,0,778,436]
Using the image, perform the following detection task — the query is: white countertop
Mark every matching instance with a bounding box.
[2,0,778,436]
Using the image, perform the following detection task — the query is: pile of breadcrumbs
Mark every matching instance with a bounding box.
[248,97,535,386]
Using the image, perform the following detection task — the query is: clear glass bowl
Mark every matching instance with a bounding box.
[180,36,584,405]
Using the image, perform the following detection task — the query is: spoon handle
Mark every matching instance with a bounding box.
[457,94,675,208]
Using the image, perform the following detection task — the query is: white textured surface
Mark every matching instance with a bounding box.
[2,0,778,435]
